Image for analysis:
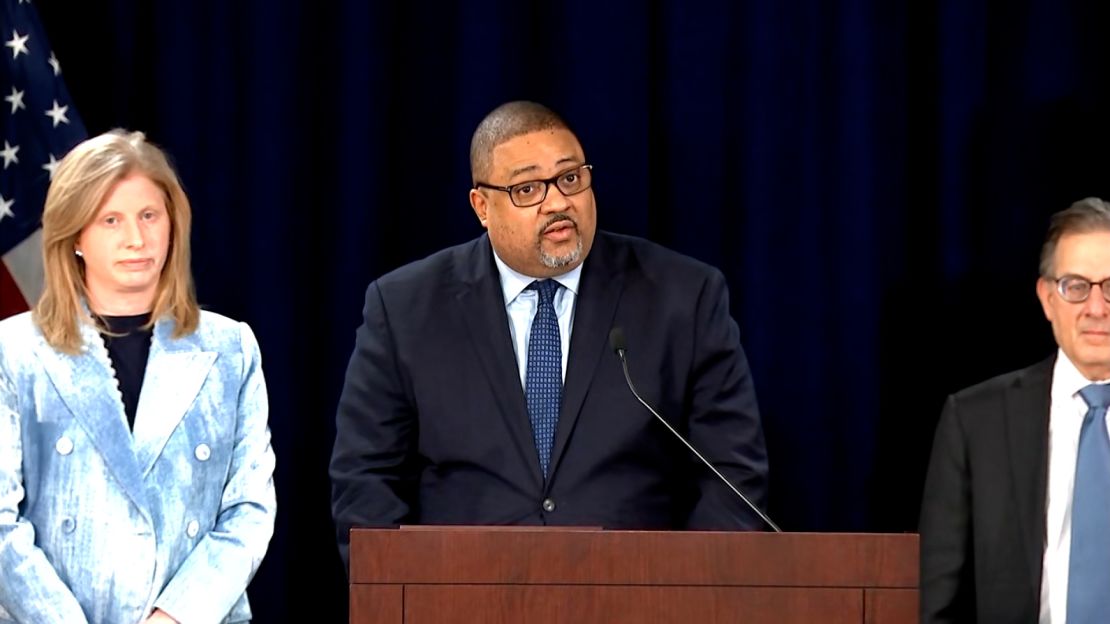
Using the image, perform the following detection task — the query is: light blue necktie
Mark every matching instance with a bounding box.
[1067,383,1110,622]
[524,279,562,478]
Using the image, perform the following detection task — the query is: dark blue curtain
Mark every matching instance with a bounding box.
[32,1,1110,621]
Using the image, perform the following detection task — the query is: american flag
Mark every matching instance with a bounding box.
[0,0,85,319]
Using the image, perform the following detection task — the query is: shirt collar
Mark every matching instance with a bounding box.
[490,244,583,306]
[1051,348,1110,404]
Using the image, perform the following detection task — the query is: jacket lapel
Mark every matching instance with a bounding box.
[548,233,624,481]
[34,320,151,520]
[132,319,217,477]
[456,236,544,488]
[1004,355,1054,589]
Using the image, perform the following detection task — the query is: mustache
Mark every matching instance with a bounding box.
[538,214,577,234]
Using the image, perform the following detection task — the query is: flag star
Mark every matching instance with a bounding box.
[0,195,13,222]
[44,99,69,127]
[48,51,61,75]
[0,141,20,169]
[5,86,25,113]
[42,153,60,179]
[5,30,29,59]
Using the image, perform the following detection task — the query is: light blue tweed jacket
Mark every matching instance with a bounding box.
[0,310,276,624]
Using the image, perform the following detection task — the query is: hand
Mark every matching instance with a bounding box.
[141,609,179,624]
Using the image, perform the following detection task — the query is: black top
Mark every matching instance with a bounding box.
[100,313,153,431]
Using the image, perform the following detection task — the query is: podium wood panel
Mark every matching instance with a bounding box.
[864,589,918,624]
[404,586,862,624]
[349,586,401,624]
[349,528,918,624]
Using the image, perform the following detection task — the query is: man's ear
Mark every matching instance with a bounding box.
[469,188,489,228]
[1036,277,1055,322]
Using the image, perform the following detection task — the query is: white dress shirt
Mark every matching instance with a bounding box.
[491,248,582,387]
[1040,349,1110,624]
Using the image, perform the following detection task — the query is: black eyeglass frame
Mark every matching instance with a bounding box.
[474,164,594,208]
[1051,274,1110,303]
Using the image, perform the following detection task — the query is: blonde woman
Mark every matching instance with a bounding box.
[0,130,276,623]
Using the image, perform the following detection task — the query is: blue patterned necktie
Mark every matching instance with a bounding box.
[525,279,562,478]
[1068,383,1110,622]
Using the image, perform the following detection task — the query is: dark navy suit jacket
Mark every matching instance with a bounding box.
[330,231,769,568]
[919,356,1054,623]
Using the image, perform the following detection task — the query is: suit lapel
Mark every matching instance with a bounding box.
[456,236,544,488]
[132,319,217,476]
[34,320,151,520]
[548,233,624,481]
[1004,356,1053,588]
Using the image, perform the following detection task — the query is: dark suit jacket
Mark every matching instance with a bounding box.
[330,231,769,568]
[919,356,1054,623]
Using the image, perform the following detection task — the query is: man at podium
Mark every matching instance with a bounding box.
[330,101,770,571]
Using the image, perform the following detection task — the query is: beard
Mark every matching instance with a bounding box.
[539,236,583,269]
[537,215,582,269]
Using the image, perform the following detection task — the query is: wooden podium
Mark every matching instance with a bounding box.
[349,527,918,623]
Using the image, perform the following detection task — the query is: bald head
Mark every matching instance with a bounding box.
[469,101,572,184]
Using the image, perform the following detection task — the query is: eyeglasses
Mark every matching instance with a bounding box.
[1052,275,1110,303]
[474,164,593,208]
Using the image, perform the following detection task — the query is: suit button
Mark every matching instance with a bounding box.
[194,443,211,461]
[61,517,76,533]
[55,436,74,455]
[542,498,556,513]
[186,520,200,538]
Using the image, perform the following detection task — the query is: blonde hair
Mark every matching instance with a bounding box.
[33,129,199,353]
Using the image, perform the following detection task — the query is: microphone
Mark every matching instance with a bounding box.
[608,327,781,532]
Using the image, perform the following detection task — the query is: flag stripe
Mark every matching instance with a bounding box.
[3,226,43,304]
[0,261,29,318]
